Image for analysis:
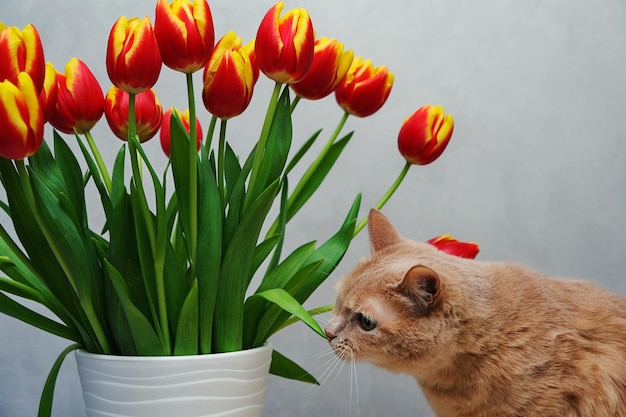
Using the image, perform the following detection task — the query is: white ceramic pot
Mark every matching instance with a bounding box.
[75,343,273,417]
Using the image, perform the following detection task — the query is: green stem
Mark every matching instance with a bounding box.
[245,81,283,210]
[205,115,218,155]
[128,93,170,351]
[186,72,199,277]
[217,118,228,210]
[290,95,301,114]
[83,130,112,193]
[353,162,411,236]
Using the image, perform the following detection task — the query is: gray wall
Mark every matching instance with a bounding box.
[2,1,626,416]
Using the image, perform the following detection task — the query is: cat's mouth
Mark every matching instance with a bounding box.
[329,338,356,361]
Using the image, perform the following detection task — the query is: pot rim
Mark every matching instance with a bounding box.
[75,342,273,362]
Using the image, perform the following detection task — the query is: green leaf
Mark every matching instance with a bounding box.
[251,260,324,343]
[251,235,281,275]
[293,194,361,305]
[270,349,318,385]
[0,291,79,341]
[246,87,292,207]
[213,180,280,352]
[252,288,325,346]
[174,279,199,355]
[104,260,165,355]
[286,132,354,223]
[285,129,322,175]
[53,132,89,227]
[195,148,223,353]
[256,241,317,294]
[38,344,80,417]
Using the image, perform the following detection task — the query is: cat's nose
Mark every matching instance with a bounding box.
[324,327,336,340]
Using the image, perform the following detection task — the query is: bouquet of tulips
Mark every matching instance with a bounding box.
[0,1,455,414]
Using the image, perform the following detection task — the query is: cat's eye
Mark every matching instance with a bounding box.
[357,313,377,331]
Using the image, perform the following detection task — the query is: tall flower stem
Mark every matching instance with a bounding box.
[353,161,411,236]
[205,115,218,154]
[127,93,170,352]
[217,118,228,209]
[186,72,198,278]
[245,81,282,210]
[83,130,112,193]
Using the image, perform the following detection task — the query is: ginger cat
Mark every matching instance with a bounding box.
[325,209,626,417]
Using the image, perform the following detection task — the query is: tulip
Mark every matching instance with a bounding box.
[335,57,394,117]
[104,86,163,142]
[291,37,353,100]
[39,62,58,122]
[427,235,479,259]
[397,104,454,165]
[106,16,161,94]
[255,2,314,84]
[202,32,257,119]
[160,107,203,157]
[49,58,104,134]
[154,0,215,73]
[0,72,44,159]
[0,22,45,93]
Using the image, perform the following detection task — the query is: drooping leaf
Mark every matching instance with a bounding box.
[269,349,318,385]
[38,344,80,417]
[0,291,79,341]
[251,288,325,347]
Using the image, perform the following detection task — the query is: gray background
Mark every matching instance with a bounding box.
[2,0,626,416]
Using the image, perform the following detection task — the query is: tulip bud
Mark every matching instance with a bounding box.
[160,107,203,157]
[154,0,215,73]
[202,32,257,119]
[335,57,394,117]
[427,235,479,259]
[255,2,314,84]
[104,86,163,142]
[49,58,104,134]
[0,72,44,159]
[397,105,454,165]
[40,62,58,122]
[0,22,45,93]
[291,37,353,100]
[106,16,162,94]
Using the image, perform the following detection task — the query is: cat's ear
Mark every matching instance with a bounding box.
[397,265,441,312]
[368,209,402,254]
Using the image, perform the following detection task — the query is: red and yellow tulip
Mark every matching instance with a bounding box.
[335,57,394,117]
[154,0,215,73]
[104,86,163,142]
[106,16,162,94]
[160,107,203,157]
[39,62,58,122]
[0,72,44,159]
[0,22,45,93]
[202,32,257,119]
[290,37,353,100]
[255,1,314,84]
[49,58,104,134]
[397,104,454,165]
[427,235,479,259]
